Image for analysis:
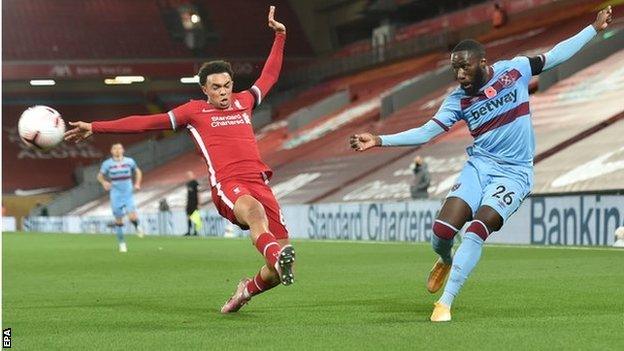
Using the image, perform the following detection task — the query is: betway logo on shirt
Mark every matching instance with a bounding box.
[211,113,251,128]
[469,89,517,121]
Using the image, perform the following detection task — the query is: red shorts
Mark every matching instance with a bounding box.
[211,173,289,239]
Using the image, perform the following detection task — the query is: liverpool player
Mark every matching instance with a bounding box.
[350,7,613,321]
[65,6,294,313]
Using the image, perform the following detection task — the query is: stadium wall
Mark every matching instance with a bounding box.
[287,90,350,131]
[42,132,194,216]
[21,194,624,247]
[380,66,453,118]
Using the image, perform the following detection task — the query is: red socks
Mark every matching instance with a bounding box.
[255,232,281,267]
[245,271,278,297]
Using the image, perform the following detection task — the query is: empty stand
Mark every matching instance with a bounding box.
[3,0,312,61]
[533,118,624,194]
[49,4,624,216]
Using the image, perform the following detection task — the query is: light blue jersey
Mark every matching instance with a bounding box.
[379,25,598,220]
[433,56,534,166]
[100,157,137,217]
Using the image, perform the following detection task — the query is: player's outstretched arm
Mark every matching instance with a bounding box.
[536,6,613,73]
[64,113,178,143]
[350,120,446,152]
[250,6,286,107]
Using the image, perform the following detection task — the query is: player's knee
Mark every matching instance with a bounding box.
[432,219,459,240]
[466,220,490,241]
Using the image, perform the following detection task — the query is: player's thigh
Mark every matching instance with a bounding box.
[110,198,125,220]
[251,183,289,240]
[217,178,268,228]
[211,185,249,230]
[481,175,529,225]
[125,198,138,220]
[444,161,483,221]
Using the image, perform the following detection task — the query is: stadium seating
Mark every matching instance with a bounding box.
[3,0,312,61]
[58,3,624,216]
[315,48,624,203]
[533,117,624,194]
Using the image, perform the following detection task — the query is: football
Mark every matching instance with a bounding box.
[18,105,66,150]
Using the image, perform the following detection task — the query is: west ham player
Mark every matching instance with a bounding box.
[350,7,613,322]
[98,143,143,252]
[65,6,294,313]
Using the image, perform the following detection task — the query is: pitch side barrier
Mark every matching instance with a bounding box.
[23,194,624,247]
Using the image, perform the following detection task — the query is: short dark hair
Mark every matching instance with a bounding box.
[452,39,485,58]
[198,60,233,86]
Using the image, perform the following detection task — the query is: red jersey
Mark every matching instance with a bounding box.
[92,33,285,188]
[167,92,270,186]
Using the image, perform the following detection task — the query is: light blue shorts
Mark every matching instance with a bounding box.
[110,194,136,218]
[446,155,533,222]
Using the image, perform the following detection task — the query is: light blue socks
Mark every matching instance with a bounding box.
[439,232,484,307]
[115,224,125,244]
[432,235,454,264]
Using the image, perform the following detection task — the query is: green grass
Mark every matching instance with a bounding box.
[3,232,624,350]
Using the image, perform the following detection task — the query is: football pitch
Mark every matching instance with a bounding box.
[3,232,624,350]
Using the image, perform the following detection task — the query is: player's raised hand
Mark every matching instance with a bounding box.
[593,6,613,32]
[350,133,381,152]
[268,6,286,34]
[102,181,111,191]
[64,121,93,143]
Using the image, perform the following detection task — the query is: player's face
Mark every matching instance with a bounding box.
[202,73,233,109]
[451,51,487,95]
[110,144,124,159]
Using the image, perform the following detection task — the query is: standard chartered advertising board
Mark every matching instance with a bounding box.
[22,195,624,247]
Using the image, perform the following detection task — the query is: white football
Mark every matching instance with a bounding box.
[18,105,66,150]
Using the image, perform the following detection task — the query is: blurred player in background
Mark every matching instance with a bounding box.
[185,171,200,236]
[351,7,613,322]
[98,143,143,252]
[66,6,295,313]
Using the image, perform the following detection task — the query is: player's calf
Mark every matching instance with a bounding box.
[431,219,458,263]
[427,220,459,293]
[255,232,282,267]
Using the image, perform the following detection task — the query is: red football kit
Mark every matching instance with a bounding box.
[92,33,288,238]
